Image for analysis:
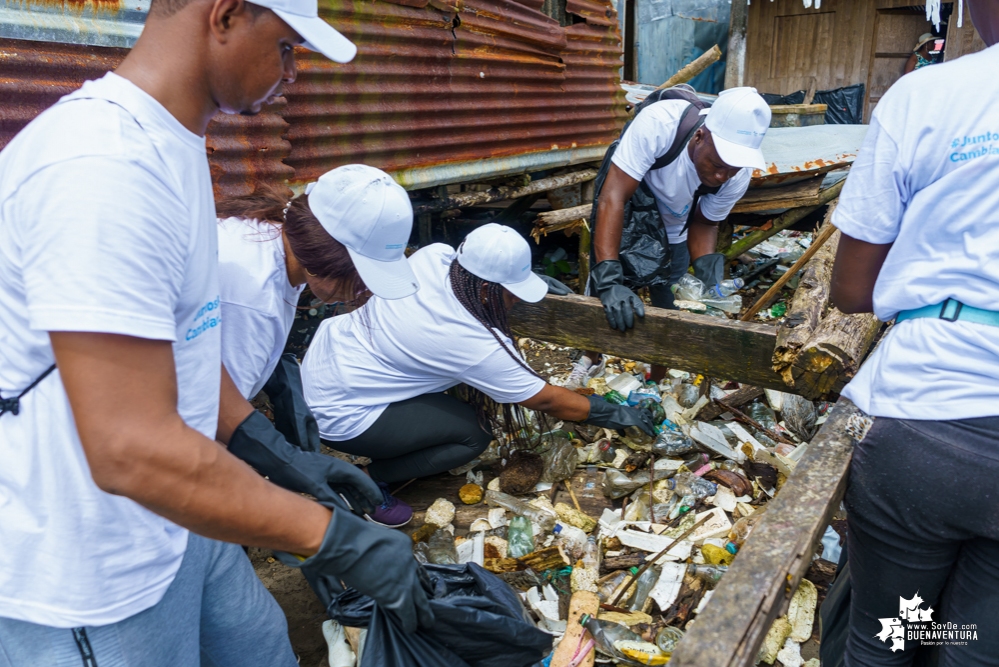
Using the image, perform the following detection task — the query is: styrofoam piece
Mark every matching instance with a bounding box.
[607,372,643,396]
[688,507,733,544]
[617,529,692,561]
[726,422,766,457]
[527,586,566,634]
[488,508,508,528]
[709,485,738,513]
[689,421,745,463]
[650,561,686,610]
[322,620,357,667]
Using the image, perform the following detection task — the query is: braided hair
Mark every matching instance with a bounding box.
[448,258,546,449]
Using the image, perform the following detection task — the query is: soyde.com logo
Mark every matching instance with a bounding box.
[876,593,978,652]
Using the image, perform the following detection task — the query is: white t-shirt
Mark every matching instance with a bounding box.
[612,99,751,243]
[218,216,304,400]
[0,73,220,627]
[834,45,999,421]
[302,244,547,441]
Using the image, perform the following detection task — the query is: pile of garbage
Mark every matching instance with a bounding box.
[342,354,836,667]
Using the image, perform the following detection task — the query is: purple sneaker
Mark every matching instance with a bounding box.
[365,481,413,528]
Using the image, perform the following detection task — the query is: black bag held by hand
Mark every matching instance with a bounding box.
[327,563,553,667]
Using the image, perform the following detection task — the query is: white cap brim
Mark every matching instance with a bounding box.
[503,272,548,303]
[710,132,768,171]
[273,8,357,63]
[346,247,419,300]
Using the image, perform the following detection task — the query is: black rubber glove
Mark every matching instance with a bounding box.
[585,395,657,436]
[590,260,645,332]
[691,253,726,288]
[275,505,435,634]
[538,273,572,295]
[229,411,382,516]
[263,353,319,453]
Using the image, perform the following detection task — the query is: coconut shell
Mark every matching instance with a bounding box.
[499,450,544,495]
[703,469,754,498]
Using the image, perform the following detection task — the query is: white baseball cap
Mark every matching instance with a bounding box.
[457,223,547,303]
[700,87,771,171]
[250,0,357,63]
[305,165,419,300]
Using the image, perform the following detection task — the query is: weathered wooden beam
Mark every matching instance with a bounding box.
[724,0,748,90]
[509,295,790,392]
[536,203,591,228]
[786,307,881,399]
[698,384,764,421]
[659,44,722,90]
[413,169,597,214]
[729,176,823,214]
[669,397,860,667]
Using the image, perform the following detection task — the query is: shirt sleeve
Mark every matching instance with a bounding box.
[699,168,751,222]
[831,117,905,244]
[460,344,547,405]
[220,302,282,399]
[18,157,190,341]
[611,107,679,182]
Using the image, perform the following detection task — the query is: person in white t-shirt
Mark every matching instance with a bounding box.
[0,0,431,663]
[824,3,999,663]
[215,165,423,526]
[302,224,657,525]
[568,87,770,386]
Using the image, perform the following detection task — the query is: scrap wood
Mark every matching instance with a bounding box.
[658,44,722,90]
[611,515,712,606]
[698,385,764,421]
[415,169,597,215]
[713,399,794,446]
[730,176,825,214]
[741,220,839,322]
[784,308,881,399]
[550,591,599,667]
[724,180,843,260]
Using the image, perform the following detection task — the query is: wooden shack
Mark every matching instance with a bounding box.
[737,0,986,122]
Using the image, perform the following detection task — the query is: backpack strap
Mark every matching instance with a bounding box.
[649,103,707,171]
[0,364,56,417]
[680,182,722,236]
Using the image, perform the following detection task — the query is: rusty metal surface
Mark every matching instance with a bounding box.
[751,124,869,187]
[0,38,293,198]
[282,0,627,187]
[0,0,147,48]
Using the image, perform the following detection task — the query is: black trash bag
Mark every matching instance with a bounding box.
[812,83,865,125]
[327,563,553,667]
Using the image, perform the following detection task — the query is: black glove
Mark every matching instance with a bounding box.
[537,273,572,295]
[263,353,319,453]
[585,395,657,436]
[590,260,645,332]
[275,506,435,634]
[691,253,726,288]
[229,411,382,516]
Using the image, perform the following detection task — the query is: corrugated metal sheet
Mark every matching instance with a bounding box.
[282,0,627,187]
[0,0,626,193]
[751,124,869,186]
[0,38,292,198]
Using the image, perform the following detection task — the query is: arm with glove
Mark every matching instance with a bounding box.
[592,164,645,331]
[520,383,657,436]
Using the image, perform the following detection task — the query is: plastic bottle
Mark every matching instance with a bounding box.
[624,425,655,447]
[681,452,711,472]
[485,490,557,532]
[687,563,728,586]
[665,472,718,499]
[571,536,601,593]
[671,274,706,302]
[746,402,778,432]
[580,614,644,658]
[602,389,628,405]
[653,427,698,457]
[629,565,662,612]
[595,438,617,463]
[581,536,600,572]
[597,567,638,603]
[699,293,743,314]
[553,523,588,560]
[726,507,767,553]
[707,278,745,298]
[507,515,535,558]
[426,529,459,565]
[655,626,685,654]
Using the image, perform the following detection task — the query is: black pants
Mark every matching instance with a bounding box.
[844,416,999,667]
[323,393,492,484]
[647,241,690,310]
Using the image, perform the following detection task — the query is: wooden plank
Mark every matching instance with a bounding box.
[509,294,790,392]
[669,397,861,667]
[944,1,987,62]
[730,176,824,214]
[550,591,600,667]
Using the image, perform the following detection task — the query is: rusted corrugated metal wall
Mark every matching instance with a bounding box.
[0,0,625,195]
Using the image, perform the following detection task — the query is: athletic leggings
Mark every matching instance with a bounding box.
[323,393,492,484]
[844,415,999,667]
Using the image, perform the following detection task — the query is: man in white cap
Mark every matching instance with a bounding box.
[0,0,430,663]
[565,87,769,385]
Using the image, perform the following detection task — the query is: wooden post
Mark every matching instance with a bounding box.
[578,222,592,293]
[785,308,882,399]
[509,294,790,391]
[723,0,748,90]
[669,398,861,667]
[659,44,722,89]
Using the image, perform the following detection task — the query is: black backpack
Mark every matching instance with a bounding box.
[588,85,721,288]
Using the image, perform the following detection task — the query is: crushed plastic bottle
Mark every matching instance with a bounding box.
[595,438,617,463]
[707,278,745,298]
[688,563,728,586]
[655,626,685,654]
[603,389,628,405]
[665,472,718,500]
[553,523,588,560]
[627,386,661,406]
[699,293,742,314]
[580,614,645,660]
[746,402,779,432]
[507,515,535,558]
[629,565,661,612]
[672,274,706,302]
[602,468,672,499]
[571,537,601,593]
[426,529,459,565]
[676,383,701,408]
[540,437,578,483]
[597,567,639,603]
[652,424,698,457]
[485,489,557,531]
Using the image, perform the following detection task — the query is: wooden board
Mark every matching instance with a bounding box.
[550,592,600,667]
[730,176,824,214]
[509,294,789,391]
[669,397,861,667]
[945,1,987,62]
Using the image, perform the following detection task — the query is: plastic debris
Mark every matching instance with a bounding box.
[424,498,455,528]
[322,619,356,667]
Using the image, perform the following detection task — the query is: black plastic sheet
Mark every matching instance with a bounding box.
[762,83,866,125]
[326,563,553,667]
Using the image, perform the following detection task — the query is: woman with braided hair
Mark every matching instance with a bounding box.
[302,223,656,526]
